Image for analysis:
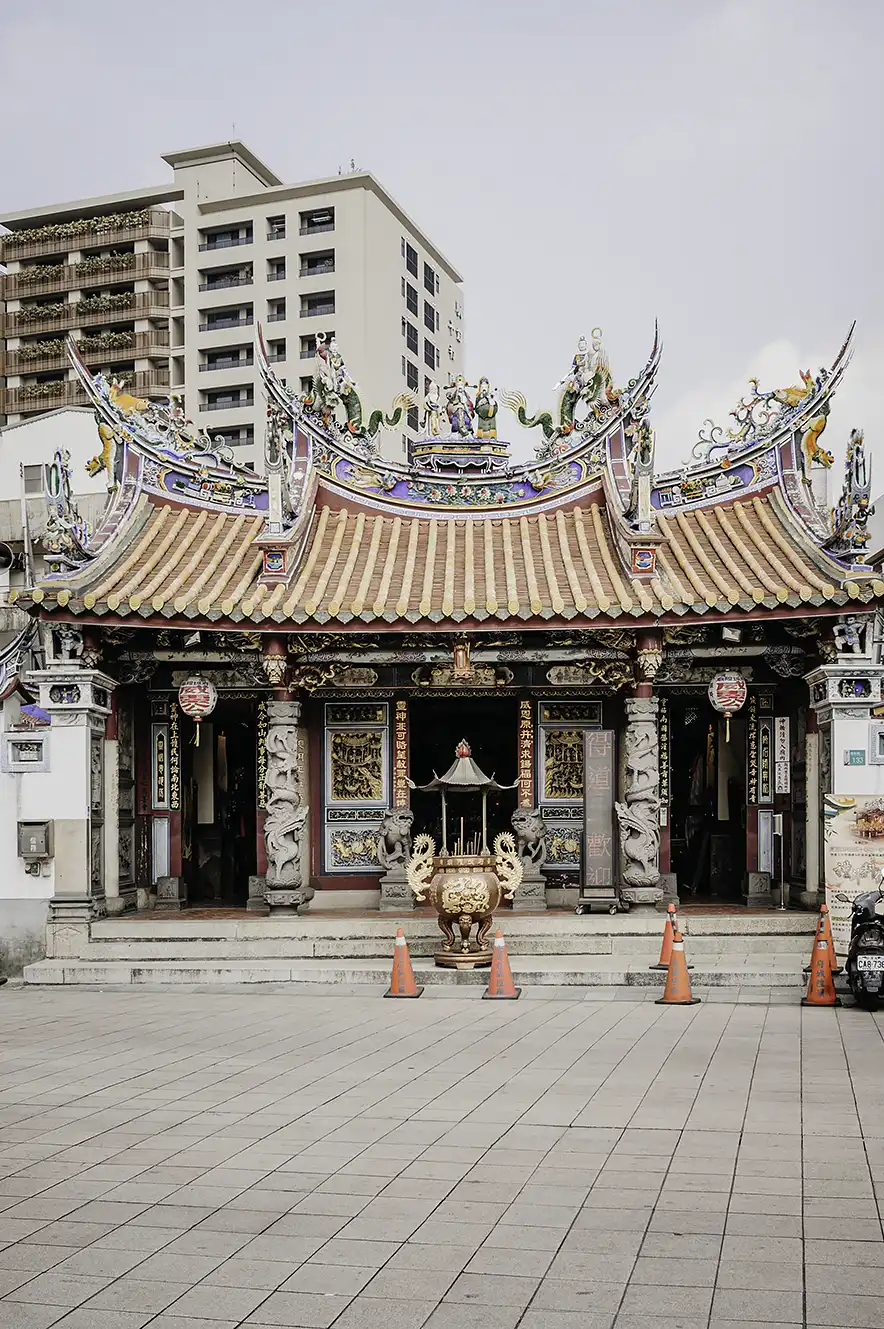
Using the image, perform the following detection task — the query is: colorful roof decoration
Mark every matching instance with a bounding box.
[12,324,881,633]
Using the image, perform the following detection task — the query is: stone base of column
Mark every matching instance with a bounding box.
[378,868,413,913]
[512,870,547,912]
[46,897,92,958]
[658,873,679,908]
[106,888,137,916]
[266,885,315,916]
[743,871,773,908]
[621,885,664,914]
[136,887,155,912]
[798,887,824,911]
[155,876,188,912]
[247,875,270,915]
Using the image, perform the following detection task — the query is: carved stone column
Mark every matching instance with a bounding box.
[263,698,314,915]
[616,695,663,912]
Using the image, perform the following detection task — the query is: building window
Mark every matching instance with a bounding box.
[210,426,255,448]
[436,310,440,332]
[424,261,436,295]
[405,283,418,317]
[407,405,419,432]
[404,241,418,278]
[423,300,435,333]
[300,376,313,394]
[405,361,418,392]
[300,331,333,358]
[403,321,418,356]
[199,265,252,292]
[300,207,334,236]
[267,215,286,241]
[23,464,44,495]
[267,339,286,364]
[424,338,436,370]
[300,250,335,278]
[267,299,286,322]
[268,258,286,282]
[200,305,254,332]
[199,224,252,252]
[301,292,335,318]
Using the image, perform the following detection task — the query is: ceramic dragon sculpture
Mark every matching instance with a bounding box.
[502,331,621,458]
[406,833,436,902]
[493,831,523,900]
[307,332,415,445]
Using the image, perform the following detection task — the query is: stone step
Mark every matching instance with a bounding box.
[82,931,814,961]
[23,954,808,988]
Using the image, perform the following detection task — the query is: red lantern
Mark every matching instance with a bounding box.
[708,671,747,742]
[178,675,217,747]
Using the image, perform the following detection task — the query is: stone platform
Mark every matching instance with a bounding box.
[23,909,817,988]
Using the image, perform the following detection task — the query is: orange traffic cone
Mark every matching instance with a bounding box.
[803,903,843,976]
[483,931,521,1000]
[384,928,423,998]
[801,935,841,1007]
[650,903,692,971]
[655,928,700,1005]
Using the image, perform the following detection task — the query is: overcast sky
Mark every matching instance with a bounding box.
[4,0,882,477]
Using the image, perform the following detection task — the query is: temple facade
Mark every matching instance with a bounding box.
[4,320,884,969]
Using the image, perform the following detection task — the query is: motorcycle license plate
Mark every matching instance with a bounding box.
[856,956,884,972]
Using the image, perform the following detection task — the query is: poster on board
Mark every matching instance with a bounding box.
[824,795,884,954]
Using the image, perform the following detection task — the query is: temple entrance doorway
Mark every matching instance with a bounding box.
[180,698,257,908]
[668,696,747,901]
[408,696,519,854]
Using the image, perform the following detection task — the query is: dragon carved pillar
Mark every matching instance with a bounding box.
[263,698,313,915]
[616,694,664,913]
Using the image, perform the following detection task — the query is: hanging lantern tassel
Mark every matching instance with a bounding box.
[193,720,200,748]
[725,714,731,743]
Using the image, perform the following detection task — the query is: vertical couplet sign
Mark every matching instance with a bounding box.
[774,717,791,795]
[582,729,615,887]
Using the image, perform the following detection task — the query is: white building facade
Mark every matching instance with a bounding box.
[1,141,465,468]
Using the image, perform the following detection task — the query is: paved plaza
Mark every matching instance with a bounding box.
[0,989,882,1329]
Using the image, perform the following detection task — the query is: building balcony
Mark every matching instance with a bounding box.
[198,234,252,252]
[201,396,254,412]
[199,314,254,333]
[2,252,170,299]
[267,271,286,282]
[199,356,254,372]
[198,273,253,293]
[1,368,170,416]
[301,304,335,319]
[3,329,170,375]
[300,262,335,278]
[5,290,169,336]
[0,209,170,262]
[299,221,334,236]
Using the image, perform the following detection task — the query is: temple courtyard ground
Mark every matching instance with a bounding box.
[0,988,882,1329]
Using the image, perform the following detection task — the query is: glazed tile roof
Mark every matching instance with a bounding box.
[20,491,883,626]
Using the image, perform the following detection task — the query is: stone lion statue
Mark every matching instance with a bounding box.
[511,806,547,868]
[376,807,414,871]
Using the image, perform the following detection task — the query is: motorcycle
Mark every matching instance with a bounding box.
[843,872,884,1010]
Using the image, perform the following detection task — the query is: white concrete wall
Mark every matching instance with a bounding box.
[0,694,54,973]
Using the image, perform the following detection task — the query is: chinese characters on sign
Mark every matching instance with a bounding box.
[393,700,409,806]
[583,730,615,886]
[518,700,534,807]
[774,717,791,795]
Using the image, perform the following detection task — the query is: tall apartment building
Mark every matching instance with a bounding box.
[0,141,465,466]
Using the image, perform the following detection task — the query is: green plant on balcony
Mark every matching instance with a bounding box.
[10,338,66,360]
[15,303,67,324]
[74,252,136,277]
[75,292,135,315]
[19,380,67,400]
[78,331,136,352]
[16,264,64,285]
[1,209,155,249]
